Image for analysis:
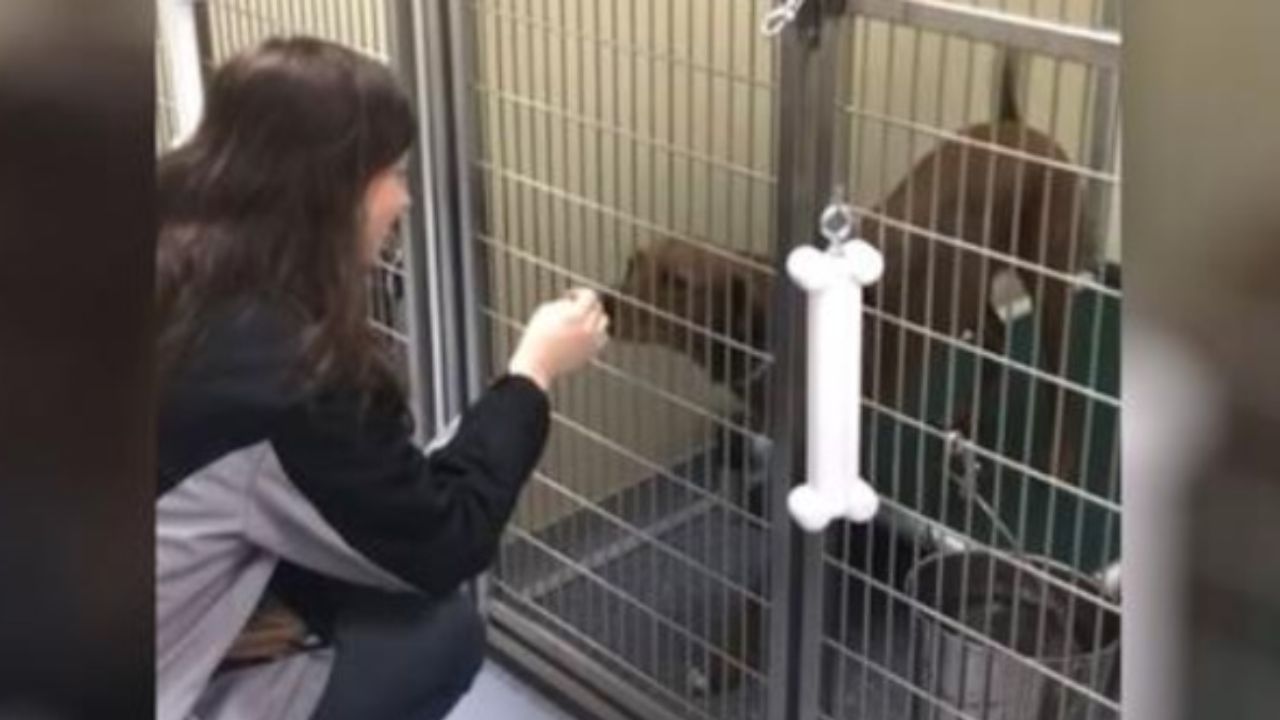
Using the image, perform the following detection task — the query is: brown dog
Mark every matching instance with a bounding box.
[604,118,1093,484]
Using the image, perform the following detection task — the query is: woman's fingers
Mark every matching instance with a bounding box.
[590,309,610,349]
[565,287,602,315]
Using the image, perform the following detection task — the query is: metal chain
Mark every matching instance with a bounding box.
[944,430,1023,555]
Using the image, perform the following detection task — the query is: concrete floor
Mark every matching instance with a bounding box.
[447,660,581,720]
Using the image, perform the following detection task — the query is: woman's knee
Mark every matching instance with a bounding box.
[358,589,485,692]
[313,590,487,720]
[428,591,486,691]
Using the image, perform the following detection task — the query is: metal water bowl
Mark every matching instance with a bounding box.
[905,551,1120,720]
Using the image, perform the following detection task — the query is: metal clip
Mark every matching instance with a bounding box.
[761,0,807,36]
[944,430,1022,554]
[819,201,857,252]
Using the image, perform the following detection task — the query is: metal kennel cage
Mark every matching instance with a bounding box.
[447,1,790,717]
[435,0,1121,718]
[808,3,1121,719]
[155,1,1122,718]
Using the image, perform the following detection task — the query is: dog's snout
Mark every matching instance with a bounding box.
[601,293,617,334]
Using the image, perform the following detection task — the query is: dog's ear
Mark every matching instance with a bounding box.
[657,263,690,293]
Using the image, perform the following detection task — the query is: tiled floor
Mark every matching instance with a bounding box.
[447,660,581,720]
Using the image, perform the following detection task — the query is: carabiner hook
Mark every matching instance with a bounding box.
[819,202,857,252]
[761,0,807,37]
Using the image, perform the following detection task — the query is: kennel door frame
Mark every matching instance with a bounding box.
[392,0,478,438]
[766,2,864,719]
[790,2,1123,720]
[433,1,805,718]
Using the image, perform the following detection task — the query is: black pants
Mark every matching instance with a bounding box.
[307,588,486,720]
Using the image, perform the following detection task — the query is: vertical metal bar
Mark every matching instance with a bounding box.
[307,0,322,41]
[847,17,882,720]
[584,0,603,671]
[242,1,253,46]
[1066,306,1106,713]
[361,0,376,54]
[416,0,463,542]
[981,41,1031,706]
[1095,442,1120,711]
[509,13,528,305]
[355,0,369,53]
[372,0,385,56]
[215,0,232,56]
[491,8,511,377]
[282,0,298,47]
[1029,54,1068,684]
[828,9,855,719]
[551,6,567,298]
[255,0,269,41]
[548,8,574,640]
[190,0,215,88]
[534,13,551,302]
[661,0,683,697]
[386,0,437,442]
[769,1,848,718]
[238,1,252,57]
[565,0,587,657]
[722,2,742,716]
[751,5,786,712]
[305,0,319,38]
[571,0,593,650]
[1047,60,1096,491]
[525,16,543,302]
[678,0,697,699]
[585,0,607,648]
[643,0,662,692]
[445,0,489,408]
[893,27,931,720]
[878,18,912,720]
[441,0,497,607]
[947,34,983,720]
[912,26,956,720]
[1086,5,1119,266]
[271,0,284,37]
[288,0,303,40]
[696,0,715,706]
[159,0,205,144]
[829,5,863,719]
[337,0,354,51]
[321,0,335,43]
[604,0,622,668]
[1080,77,1121,718]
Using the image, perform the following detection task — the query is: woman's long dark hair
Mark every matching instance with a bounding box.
[157,37,415,396]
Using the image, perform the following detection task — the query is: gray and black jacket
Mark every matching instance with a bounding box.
[156,301,549,720]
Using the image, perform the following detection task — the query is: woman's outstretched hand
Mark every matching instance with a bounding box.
[508,288,609,391]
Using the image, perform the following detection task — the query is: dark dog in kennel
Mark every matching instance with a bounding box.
[599,65,1097,699]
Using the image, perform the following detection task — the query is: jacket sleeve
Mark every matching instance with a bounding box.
[254,374,550,595]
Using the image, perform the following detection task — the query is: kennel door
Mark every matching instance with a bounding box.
[445,1,792,718]
[794,2,1124,719]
